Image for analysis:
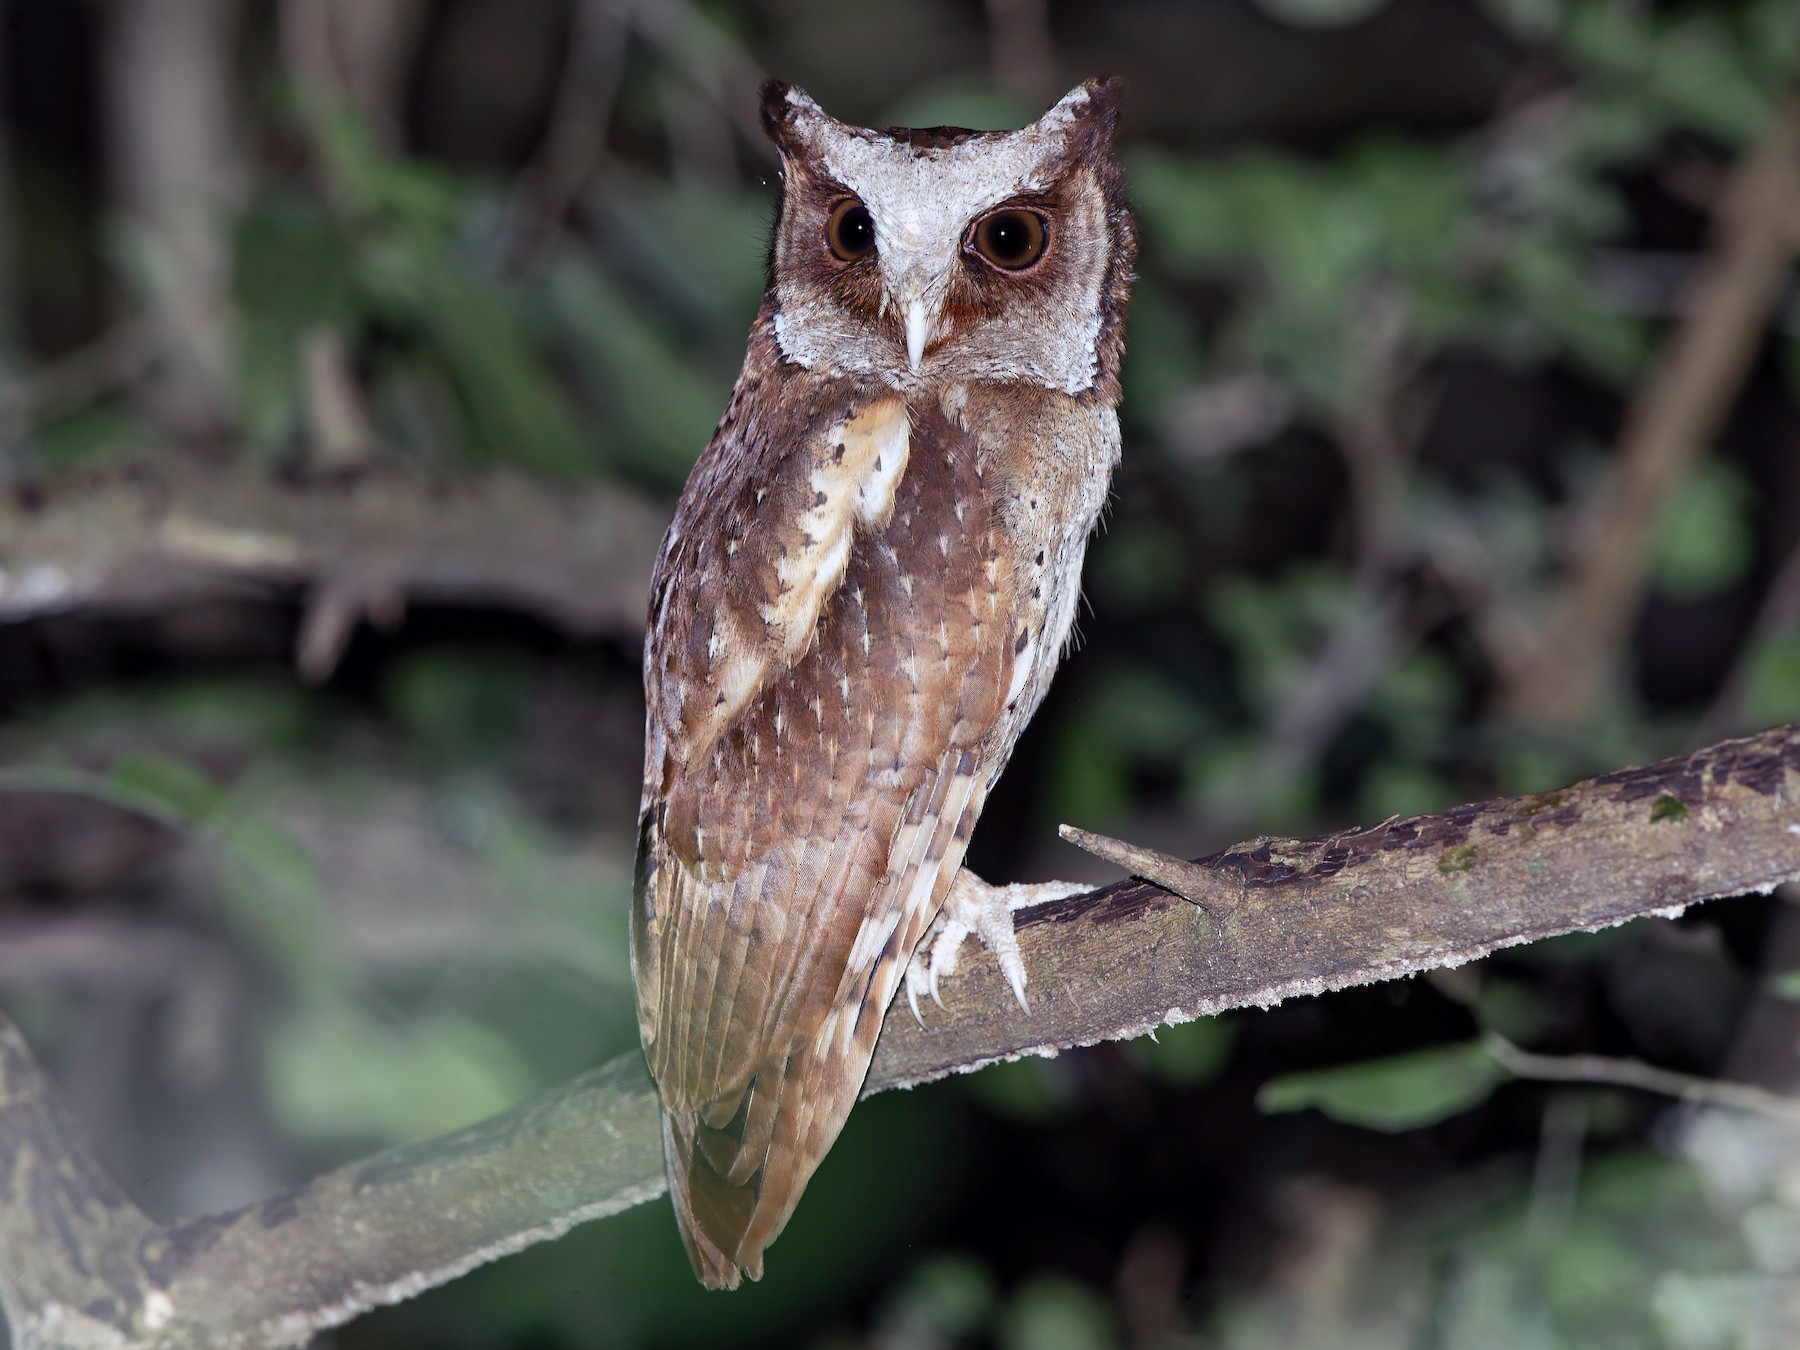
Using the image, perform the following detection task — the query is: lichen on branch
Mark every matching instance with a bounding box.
[3,724,1800,1347]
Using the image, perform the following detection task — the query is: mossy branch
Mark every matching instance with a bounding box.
[0,456,662,671]
[4,725,1800,1346]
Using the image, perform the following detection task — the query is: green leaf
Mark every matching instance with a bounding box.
[1047,716,1135,827]
[1643,17,1773,147]
[1116,279,1211,424]
[34,403,151,469]
[878,1254,997,1341]
[396,266,589,475]
[1257,1040,1504,1130]
[546,256,732,484]
[1128,1017,1235,1087]
[215,815,329,986]
[1650,458,1754,601]
[1498,235,1645,384]
[999,1275,1119,1350]
[592,177,770,327]
[1357,761,1454,821]
[1184,733,1323,837]
[965,1055,1077,1123]
[1474,977,1552,1045]
[1767,968,1800,1002]
[231,195,357,454]
[382,647,527,761]
[107,751,224,825]
[266,1000,532,1143]
[1653,1272,1768,1350]
[1742,633,1800,726]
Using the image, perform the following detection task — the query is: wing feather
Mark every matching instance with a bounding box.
[633,337,1021,1286]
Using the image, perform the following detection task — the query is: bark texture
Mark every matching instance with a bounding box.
[2,725,1798,1347]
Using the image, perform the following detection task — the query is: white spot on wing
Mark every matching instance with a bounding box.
[1005,631,1036,709]
[855,409,910,527]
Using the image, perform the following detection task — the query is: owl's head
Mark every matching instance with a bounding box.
[759,78,1135,401]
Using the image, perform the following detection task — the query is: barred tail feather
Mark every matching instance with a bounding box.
[661,1036,850,1290]
[659,766,985,1288]
[661,942,913,1289]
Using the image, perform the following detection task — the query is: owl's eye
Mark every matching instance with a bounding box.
[967,209,1048,271]
[826,199,876,262]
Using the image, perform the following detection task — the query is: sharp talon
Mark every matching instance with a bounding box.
[1003,959,1030,1014]
[930,965,945,1009]
[907,980,923,1026]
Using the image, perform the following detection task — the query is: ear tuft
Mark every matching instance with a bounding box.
[1044,76,1123,152]
[1078,75,1124,121]
[760,80,820,156]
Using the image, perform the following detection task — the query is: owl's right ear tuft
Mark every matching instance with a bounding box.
[759,80,817,155]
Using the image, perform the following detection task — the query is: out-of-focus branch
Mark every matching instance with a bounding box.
[278,0,429,153]
[0,455,663,653]
[0,915,237,1090]
[103,0,242,439]
[1700,513,1800,742]
[4,725,1799,1346]
[0,319,160,442]
[1199,291,1420,844]
[1481,1032,1800,1124]
[986,0,1057,107]
[1201,585,1407,844]
[508,0,630,257]
[1498,95,1800,723]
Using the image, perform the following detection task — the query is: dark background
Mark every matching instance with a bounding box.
[2,0,1798,1345]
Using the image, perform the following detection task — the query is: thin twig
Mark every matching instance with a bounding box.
[1484,1032,1800,1126]
[4,724,1800,1345]
[1057,823,1243,913]
[0,319,158,433]
[505,0,630,264]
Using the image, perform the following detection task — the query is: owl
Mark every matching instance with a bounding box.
[632,77,1135,1289]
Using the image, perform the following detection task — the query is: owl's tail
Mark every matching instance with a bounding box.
[660,998,882,1290]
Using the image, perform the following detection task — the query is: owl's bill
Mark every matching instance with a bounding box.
[904,297,933,370]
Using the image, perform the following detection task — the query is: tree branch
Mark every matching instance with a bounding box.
[0,456,663,641]
[1479,1032,1800,1125]
[1498,95,1800,722]
[5,725,1800,1346]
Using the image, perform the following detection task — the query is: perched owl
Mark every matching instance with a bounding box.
[632,77,1135,1289]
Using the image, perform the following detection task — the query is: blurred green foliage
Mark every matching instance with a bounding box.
[1258,1039,1506,1131]
[4,0,1800,1345]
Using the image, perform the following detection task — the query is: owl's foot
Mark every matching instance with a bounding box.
[904,872,1089,1024]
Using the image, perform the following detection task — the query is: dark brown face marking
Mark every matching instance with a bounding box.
[758,77,1134,397]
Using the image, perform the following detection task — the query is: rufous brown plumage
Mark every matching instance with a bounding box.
[632,76,1135,1288]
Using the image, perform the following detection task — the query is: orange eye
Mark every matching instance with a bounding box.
[967,209,1048,271]
[826,199,876,262]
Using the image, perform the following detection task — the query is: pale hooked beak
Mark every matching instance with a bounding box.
[889,272,946,373]
[905,298,932,372]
